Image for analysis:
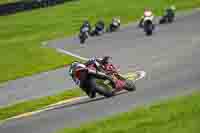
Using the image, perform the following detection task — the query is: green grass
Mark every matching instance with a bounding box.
[1,0,200,83]
[0,0,18,4]
[0,88,85,120]
[59,91,200,133]
[0,73,137,120]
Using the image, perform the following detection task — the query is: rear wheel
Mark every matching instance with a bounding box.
[146,29,152,36]
[95,79,114,98]
[95,86,114,97]
[80,38,85,44]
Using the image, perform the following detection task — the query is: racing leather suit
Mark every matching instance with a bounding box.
[71,65,115,98]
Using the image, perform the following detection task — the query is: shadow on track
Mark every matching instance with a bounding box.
[0,90,130,125]
[44,90,129,113]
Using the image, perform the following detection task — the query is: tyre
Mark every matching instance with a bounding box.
[146,29,152,36]
[95,79,114,98]
[168,17,174,23]
[159,17,166,24]
[95,86,114,98]
[79,32,88,44]
[80,38,85,44]
[124,80,136,91]
[144,20,153,36]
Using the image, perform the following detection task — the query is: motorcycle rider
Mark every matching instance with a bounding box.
[165,5,176,18]
[108,17,121,31]
[69,61,116,98]
[80,20,91,34]
[166,5,176,15]
[85,56,133,92]
[139,8,155,28]
[91,19,105,35]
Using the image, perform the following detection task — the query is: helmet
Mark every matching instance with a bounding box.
[144,8,152,17]
[112,17,121,24]
[98,19,104,25]
[83,20,90,27]
[101,56,112,65]
[88,57,102,67]
[69,61,86,76]
[170,5,176,10]
[83,20,89,24]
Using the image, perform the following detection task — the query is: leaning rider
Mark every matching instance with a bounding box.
[69,61,116,98]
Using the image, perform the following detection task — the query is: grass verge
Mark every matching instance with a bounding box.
[0,88,85,120]
[1,0,200,83]
[59,91,200,133]
[0,73,138,121]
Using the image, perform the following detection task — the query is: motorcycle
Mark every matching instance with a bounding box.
[79,26,89,44]
[90,23,105,36]
[159,9,175,24]
[90,27,104,36]
[86,64,142,98]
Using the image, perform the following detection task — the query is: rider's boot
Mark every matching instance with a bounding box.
[88,90,96,98]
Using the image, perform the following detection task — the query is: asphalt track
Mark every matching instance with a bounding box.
[0,60,74,107]
[1,10,200,133]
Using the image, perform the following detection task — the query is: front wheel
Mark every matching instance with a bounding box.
[144,20,153,36]
[146,30,152,36]
[95,86,114,98]
[80,38,85,44]
[124,80,136,91]
[79,33,87,44]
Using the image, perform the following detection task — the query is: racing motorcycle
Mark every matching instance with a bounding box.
[86,63,139,98]
[79,26,90,44]
[159,9,175,24]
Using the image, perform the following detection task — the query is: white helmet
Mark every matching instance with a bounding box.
[170,5,176,10]
[69,62,86,76]
[88,57,101,67]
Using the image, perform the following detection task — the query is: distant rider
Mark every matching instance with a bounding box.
[139,8,154,28]
[80,20,91,34]
[110,17,121,28]
[95,19,105,32]
[112,17,121,26]
[165,5,176,18]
